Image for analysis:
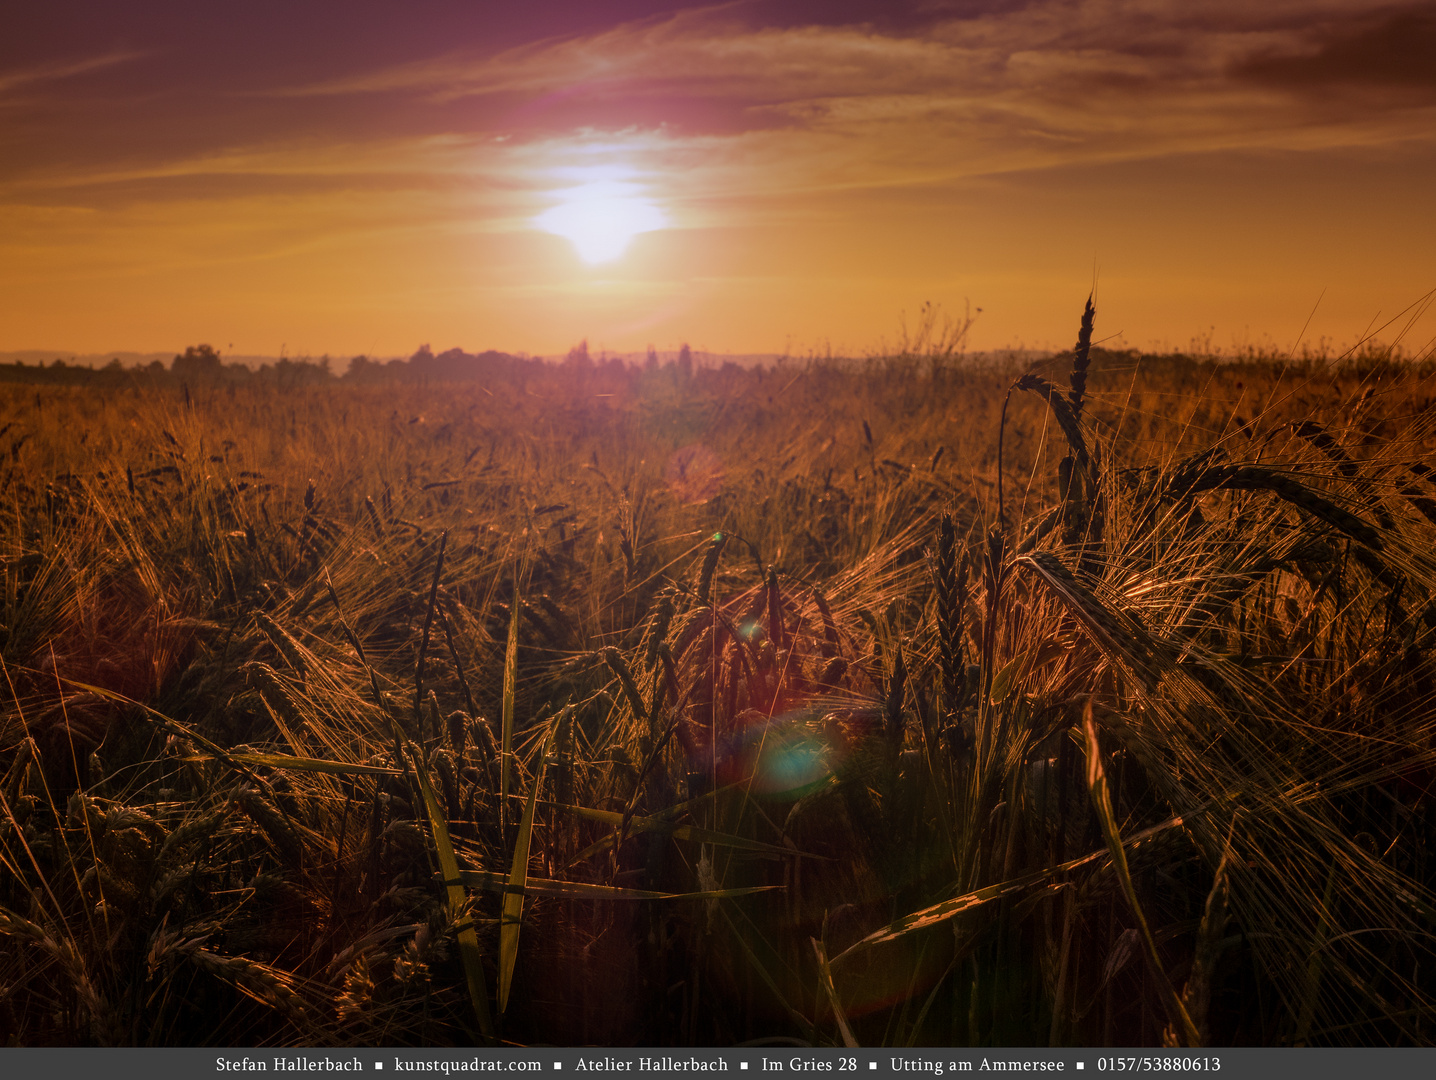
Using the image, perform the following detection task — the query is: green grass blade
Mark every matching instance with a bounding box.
[499,738,546,1015]
[458,870,780,902]
[811,937,859,1048]
[1084,706,1201,1048]
[831,811,1193,963]
[228,753,401,777]
[410,745,495,1041]
[501,587,520,836]
[905,954,964,1048]
[58,680,258,773]
[720,906,814,1039]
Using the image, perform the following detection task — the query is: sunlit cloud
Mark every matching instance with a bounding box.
[16,3,1436,217]
[274,2,1436,147]
[235,0,1436,244]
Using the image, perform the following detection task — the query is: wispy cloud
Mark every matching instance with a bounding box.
[245,0,1436,217]
[1232,7,1436,90]
[17,3,1435,203]
[0,50,146,98]
[276,2,1436,123]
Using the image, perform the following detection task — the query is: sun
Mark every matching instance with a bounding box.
[535,179,667,265]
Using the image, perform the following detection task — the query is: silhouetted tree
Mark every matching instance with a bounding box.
[172,344,223,381]
[565,339,592,370]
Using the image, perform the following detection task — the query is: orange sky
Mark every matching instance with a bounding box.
[3,1,1434,360]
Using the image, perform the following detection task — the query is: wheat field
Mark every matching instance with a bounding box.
[2,307,1435,1047]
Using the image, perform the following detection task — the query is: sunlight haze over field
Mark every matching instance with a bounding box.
[3,1,1434,357]
[8,3,1436,1052]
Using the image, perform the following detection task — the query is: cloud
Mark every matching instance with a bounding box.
[1232,8,1436,90]
[0,50,146,98]
[9,1,1435,243]
[460,0,1436,218]
[270,2,1436,162]
[274,9,978,108]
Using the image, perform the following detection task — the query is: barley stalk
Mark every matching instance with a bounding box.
[1162,463,1383,550]
[189,947,307,1019]
[1016,550,1162,692]
[1070,295,1095,421]
[256,612,308,678]
[933,512,969,715]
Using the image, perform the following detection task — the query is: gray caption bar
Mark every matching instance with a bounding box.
[2,1048,1432,1080]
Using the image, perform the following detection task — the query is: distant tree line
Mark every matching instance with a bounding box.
[0,341,714,389]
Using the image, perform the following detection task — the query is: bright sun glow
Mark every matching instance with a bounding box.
[535,179,667,264]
